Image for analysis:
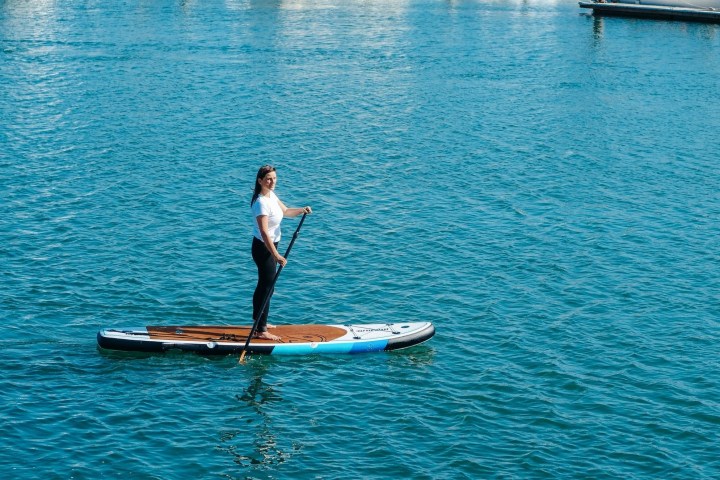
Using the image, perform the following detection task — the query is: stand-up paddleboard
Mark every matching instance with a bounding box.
[97,322,435,355]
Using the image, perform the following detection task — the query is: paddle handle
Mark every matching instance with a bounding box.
[240,213,307,362]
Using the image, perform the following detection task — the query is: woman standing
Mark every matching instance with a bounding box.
[250,165,312,340]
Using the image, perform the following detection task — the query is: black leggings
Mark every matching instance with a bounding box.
[252,237,278,332]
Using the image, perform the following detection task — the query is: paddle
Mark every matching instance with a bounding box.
[240,212,308,363]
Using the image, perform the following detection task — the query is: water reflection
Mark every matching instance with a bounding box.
[218,359,300,471]
[586,9,720,42]
[389,345,436,368]
[593,15,604,42]
[0,0,62,41]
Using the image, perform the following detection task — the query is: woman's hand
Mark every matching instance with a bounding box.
[275,254,287,267]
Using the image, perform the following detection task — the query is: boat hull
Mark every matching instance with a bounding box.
[614,0,720,7]
[580,0,720,22]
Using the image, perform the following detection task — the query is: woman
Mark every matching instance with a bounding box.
[250,165,312,340]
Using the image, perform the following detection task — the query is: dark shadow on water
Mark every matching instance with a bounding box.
[216,357,301,474]
[96,345,165,361]
[593,15,605,42]
[385,344,436,367]
[96,345,233,363]
[236,359,281,410]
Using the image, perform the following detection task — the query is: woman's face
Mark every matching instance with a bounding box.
[258,170,277,191]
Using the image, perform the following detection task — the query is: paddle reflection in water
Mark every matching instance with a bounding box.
[217,359,300,470]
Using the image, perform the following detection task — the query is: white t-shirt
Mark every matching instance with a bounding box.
[252,191,283,242]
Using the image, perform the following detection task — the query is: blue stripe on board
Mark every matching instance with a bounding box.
[271,342,352,355]
[270,339,389,355]
[349,340,388,353]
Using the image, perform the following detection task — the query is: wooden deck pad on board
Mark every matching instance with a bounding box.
[146,325,348,344]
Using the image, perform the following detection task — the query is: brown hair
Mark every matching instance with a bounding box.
[250,165,276,206]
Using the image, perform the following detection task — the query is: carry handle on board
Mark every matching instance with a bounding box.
[240,213,308,363]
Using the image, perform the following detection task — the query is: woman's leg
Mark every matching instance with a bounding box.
[252,238,277,333]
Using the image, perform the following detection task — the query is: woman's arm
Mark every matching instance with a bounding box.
[277,198,312,218]
[256,215,286,266]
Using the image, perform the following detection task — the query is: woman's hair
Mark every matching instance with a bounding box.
[250,165,276,206]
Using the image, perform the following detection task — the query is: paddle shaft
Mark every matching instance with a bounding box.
[240,212,307,362]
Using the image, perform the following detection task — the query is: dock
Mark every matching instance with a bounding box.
[579,1,720,22]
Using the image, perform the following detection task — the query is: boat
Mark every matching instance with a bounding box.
[579,0,720,22]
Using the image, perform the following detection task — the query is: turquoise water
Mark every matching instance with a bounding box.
[2,0,720,478]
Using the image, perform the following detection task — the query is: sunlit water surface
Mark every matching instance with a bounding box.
[2,0,719,478]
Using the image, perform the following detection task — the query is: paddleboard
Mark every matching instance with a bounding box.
[97,322,435,355]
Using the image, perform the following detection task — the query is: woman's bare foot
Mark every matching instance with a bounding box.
[266,324,277,329]
[255,331,281,341]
